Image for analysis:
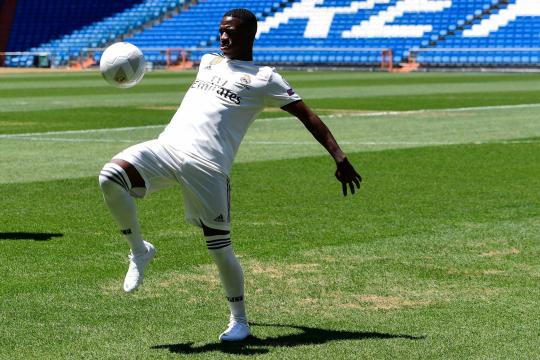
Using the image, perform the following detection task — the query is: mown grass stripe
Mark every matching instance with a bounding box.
[2,102,540,139]
[4,138,540,146]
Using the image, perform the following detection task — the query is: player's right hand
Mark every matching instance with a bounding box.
[335,158,362,196]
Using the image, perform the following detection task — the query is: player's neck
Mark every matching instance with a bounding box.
[226,50,253,62]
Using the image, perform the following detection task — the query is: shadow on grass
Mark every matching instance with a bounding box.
[0,232,63,241]
[152,322,425,356]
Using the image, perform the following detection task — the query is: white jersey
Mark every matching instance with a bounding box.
[158,53,301,174]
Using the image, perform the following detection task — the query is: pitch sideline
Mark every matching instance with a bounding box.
[1,102,540,140]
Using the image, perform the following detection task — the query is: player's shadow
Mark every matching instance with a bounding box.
[0,232,63,241]
[151,322,425,356]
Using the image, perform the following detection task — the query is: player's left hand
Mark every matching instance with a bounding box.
[335,158,362,196]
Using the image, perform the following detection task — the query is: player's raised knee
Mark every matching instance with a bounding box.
[99,162,131,194]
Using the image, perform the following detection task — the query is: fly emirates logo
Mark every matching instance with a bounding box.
[190,76,242,105]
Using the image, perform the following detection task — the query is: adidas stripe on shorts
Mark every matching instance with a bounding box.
[112,139,231,231]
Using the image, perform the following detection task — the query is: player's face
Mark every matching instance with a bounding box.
[219,16,253,60]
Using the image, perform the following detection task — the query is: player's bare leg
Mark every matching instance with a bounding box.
[99,159,155,292]
[203,224,250,341]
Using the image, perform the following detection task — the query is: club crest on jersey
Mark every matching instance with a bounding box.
[240,74,251,84]
[233,74,253,90]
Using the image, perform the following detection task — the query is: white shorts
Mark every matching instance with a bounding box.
[113,139,231,231]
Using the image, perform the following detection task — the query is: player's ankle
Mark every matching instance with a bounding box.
[231,314,248,325]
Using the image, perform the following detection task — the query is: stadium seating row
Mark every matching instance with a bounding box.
[417,54,540,66]
[4,0,540,68]
[6,0,184,67]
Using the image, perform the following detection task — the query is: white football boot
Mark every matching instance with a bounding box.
[123,241,156,293]
[219,317,251,342]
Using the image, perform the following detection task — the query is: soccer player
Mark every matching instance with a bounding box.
[98,8,361,342]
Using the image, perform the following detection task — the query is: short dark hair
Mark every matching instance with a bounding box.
[223,8,257,37]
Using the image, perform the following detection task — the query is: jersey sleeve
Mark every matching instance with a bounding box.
[198,53,213,68]
[264,70,302,108]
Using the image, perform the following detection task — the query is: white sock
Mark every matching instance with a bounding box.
[207,239,247,324]
[99,164,147,256]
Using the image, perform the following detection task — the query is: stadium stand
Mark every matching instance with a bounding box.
[125,0,294,64]
[251,0,469,65]
[126,0,537,67]
[5,0,183,67]
[3,0,540,69]
[413,0,540,67]
[7,0,146,52]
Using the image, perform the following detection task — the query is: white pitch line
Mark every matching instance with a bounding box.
[241,139,540,145]
[3,138,538,146]
[259,102,540,121]
[0,137,136,143]
[242,141,459,145]
[0,124,165,139]
[1,102,540,140]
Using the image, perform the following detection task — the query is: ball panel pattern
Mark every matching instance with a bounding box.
[100,42,145,89]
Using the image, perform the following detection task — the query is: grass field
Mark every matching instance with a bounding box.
[1,69,539,359]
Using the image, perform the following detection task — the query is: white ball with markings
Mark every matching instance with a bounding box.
[100,42,145,89]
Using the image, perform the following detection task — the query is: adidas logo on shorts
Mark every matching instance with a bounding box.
[214,214,225,222]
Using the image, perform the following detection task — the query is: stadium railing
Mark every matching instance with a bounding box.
[1,46,395,70]
[6,47,539,71]
[408,48,540,68]
[86,46,394,70]
[0,51,51,68]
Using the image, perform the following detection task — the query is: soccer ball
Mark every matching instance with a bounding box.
[100,42,145,88]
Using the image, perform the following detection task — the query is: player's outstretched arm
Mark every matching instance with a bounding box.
[281,100,362,196]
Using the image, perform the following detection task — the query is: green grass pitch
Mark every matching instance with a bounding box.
[0,69,539,359]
